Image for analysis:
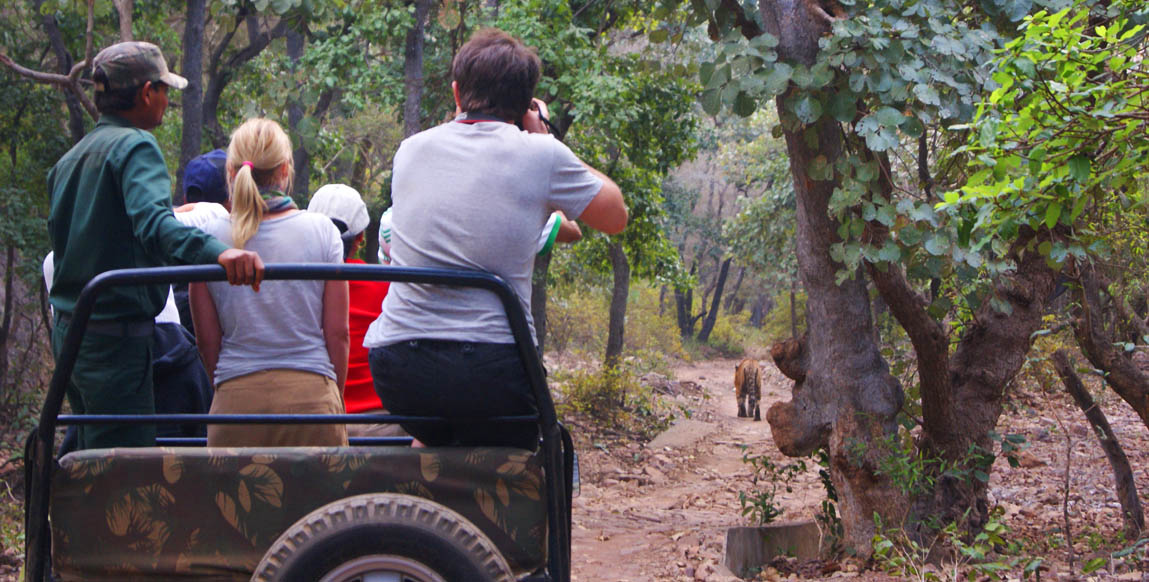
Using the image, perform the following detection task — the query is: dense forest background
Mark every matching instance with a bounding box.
[3,0,1149,577]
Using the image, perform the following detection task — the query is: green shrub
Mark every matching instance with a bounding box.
[760,289,806,343]
[546,285,608,355]
[623,285,687,360]
[552,363,675,438]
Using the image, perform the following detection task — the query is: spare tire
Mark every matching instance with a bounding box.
[252,493,515,582]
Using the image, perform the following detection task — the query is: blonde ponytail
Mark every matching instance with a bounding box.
[225,118,294,249]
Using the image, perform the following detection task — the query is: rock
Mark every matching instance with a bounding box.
[1017,451,1046,468]
[644,465,667,484]
[641,372,677,395]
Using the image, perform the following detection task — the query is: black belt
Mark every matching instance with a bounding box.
[57,313,154,338]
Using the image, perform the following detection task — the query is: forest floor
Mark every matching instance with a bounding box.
[565,355,1149,581]
[1,355,1148,581]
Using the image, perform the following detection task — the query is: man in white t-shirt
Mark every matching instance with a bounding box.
[363,28,627,450]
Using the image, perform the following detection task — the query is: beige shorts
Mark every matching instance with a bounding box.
[346,407,409,439]
[208,369,348,447]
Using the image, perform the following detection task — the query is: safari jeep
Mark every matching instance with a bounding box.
[24,264,574,582]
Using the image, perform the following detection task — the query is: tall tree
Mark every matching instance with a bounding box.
[177,0,207,199]
[402,0,432,138]
[675,0,1071,551]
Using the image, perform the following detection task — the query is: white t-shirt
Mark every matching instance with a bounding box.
[363,120,603,347]
[201,211,343,384]
[41,203,230,325]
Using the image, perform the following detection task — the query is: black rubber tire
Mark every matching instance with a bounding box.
[251,493,515,582]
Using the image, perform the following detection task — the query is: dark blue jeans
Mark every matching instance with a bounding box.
[369,340,539,450]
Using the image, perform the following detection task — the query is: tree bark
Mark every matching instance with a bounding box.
[0,246,15,395]
[674,286,695,338]
[1052,350,1144,540]
[113,0,134,42]
[403,0,432,138]
[723,267,746,311]
[286,26,310,199]
[604,241,630,368]
[36,0,86,143]
[758,0,904,554]
[789,278,798,338]
[697,256,732,342]
[531,252,552,352]
[1072,260,1149,428]
[204,14,288,148]
[177,0,207,201]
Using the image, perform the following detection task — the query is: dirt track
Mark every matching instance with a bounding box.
[568,355,1149,581]
[570,358,826,581]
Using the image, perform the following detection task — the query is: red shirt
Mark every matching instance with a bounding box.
[345,259,389,413]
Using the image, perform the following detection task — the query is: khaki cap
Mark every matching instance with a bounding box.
[92,41,188,91]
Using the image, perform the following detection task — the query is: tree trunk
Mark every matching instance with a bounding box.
[36,0,86,143]
[0,246,15,396]
[723,267,746,311]
[1052,350,1144,540]
[403,0,432,138]
[177,0,207,201]
[697,257,732,342]
[113,0,133,41]
[204,14,287,148]
[759,0,904,555]
[531,252,552,352]
[674,287,695,338]
[604,242,630,368]
[675,262,698,338]
[286,27,311,200]
[1072,261,1149,428]
[789,278,798,338]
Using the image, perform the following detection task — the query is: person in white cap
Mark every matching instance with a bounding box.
[308,184,401,438]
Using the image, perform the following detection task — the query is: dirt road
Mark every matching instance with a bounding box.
[568,354,1149,581]
[570,358,825,581]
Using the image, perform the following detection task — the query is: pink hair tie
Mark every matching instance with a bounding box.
[242,161,254,170]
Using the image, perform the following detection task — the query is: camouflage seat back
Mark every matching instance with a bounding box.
[51,446,546,581]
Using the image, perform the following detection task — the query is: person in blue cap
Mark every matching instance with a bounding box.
[182,148,229,205]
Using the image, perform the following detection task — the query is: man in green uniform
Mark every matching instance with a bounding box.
[47,41,264,449]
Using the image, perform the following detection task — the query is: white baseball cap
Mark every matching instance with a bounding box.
[308,184,369,238]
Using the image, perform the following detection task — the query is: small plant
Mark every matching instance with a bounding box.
[813,447,845,557]
[872,508,1042,582]
[738,448,806,525]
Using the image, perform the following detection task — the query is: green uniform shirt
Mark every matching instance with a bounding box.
[48,114,229,321]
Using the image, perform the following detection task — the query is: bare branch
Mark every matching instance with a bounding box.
[0,54,74,86]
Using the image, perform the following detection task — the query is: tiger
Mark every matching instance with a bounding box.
[734,358,761,421]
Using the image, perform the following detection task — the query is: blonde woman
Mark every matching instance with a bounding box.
[190,118,349,446]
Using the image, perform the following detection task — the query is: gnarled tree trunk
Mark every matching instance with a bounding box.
[759,0,904,554]
[1073,260,1149,427]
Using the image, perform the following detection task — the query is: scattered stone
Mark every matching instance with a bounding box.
[1017,451,1047,468]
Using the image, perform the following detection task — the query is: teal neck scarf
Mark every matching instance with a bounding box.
[259,187,297,213]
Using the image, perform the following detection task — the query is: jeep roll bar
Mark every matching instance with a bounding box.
[24,264,572,582]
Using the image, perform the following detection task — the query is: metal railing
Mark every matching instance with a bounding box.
[24,264,571,582]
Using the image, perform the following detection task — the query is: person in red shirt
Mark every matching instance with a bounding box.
[308,184,402,438]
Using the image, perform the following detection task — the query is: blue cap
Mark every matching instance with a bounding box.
[183,149,229,204]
